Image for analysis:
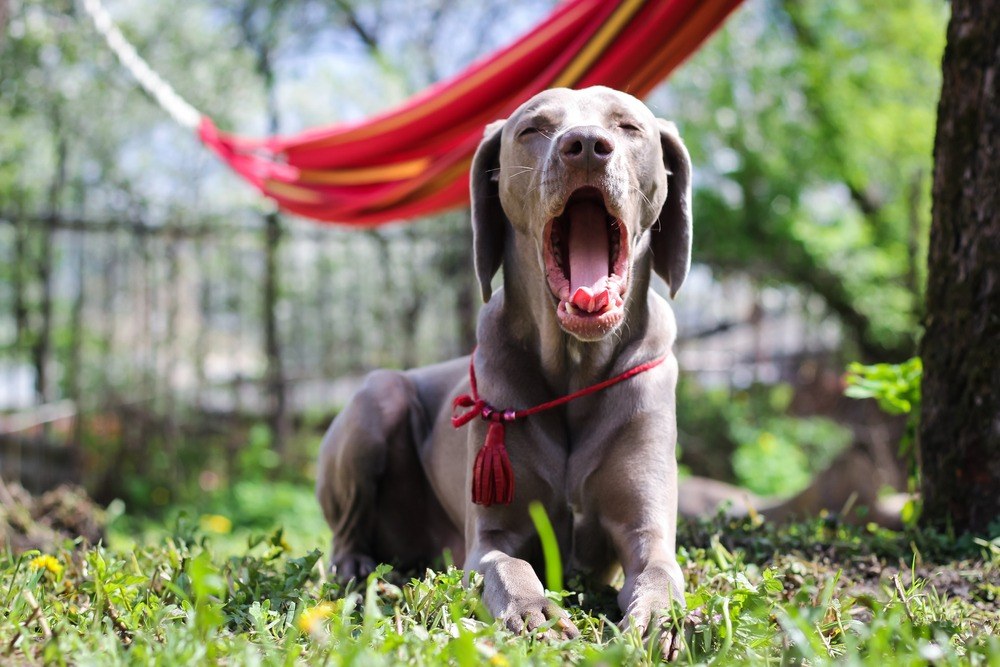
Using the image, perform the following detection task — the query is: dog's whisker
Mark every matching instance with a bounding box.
[487,165,537,174]
[628,184,656,213]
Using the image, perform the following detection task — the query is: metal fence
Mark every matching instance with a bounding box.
[0,209,844,495]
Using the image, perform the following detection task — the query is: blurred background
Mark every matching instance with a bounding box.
[0,0,945,546]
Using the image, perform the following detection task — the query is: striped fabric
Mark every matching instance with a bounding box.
[199,0,744,225]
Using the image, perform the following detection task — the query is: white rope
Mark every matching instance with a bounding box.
[80,0,202,130]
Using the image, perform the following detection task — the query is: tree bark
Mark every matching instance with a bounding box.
[34,133,67,404]
[238,2,291,454]
[12,208,28,352]
[919,0,1000,534]
[263,209,289,453]
[69,230,85,445]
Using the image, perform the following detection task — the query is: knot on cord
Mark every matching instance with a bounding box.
[451,350,667,508]
[451,393,517,507]
[451,394,516,427]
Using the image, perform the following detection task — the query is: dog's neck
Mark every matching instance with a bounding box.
[497,227,655,392]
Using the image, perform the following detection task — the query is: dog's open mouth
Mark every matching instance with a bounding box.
[543,187,630,339]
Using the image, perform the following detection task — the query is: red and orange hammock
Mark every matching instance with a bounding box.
[195,0,743,226]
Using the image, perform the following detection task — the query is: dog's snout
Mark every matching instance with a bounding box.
[558,126,615,170]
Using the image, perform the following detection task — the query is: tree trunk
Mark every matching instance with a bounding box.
[13,209,28,353]
[263,208,289,453]
[34,134,67,404]
[919,0,1000,534]
[69,230,85,446]
[258,38,289,455]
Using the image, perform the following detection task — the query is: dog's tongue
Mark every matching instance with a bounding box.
[567,200,611,313]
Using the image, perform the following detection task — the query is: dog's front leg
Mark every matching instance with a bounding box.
[606,506,685,660]
[590,424,685,659]
[615,527,685,627]
[465,538,580,640]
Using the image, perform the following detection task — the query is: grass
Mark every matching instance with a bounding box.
[2,481,999,665]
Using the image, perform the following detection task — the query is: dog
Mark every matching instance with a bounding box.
[316,86,692,655]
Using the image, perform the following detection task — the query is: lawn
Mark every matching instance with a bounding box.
[2,481,998,665]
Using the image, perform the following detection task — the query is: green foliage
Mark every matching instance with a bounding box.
[678,380,853,497]
[676,513,1000,663]
[845,357,922,416]
[111,480,330,557]
[845,357,922,524]
[239,423,283,479]
[3,509,997,665]
[529,501,564,593]
[659,0,947,359]
[731,430,811,497]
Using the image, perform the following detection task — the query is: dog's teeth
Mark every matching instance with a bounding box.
[565,302,577,315]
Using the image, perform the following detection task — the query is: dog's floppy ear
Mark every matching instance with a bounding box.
[651,119,693,298]
[470,119,507,302]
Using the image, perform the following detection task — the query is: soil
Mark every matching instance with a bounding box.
[0,480,106,553]
[680,515,1000,617]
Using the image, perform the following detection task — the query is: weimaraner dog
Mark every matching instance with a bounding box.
[317,86,691,654]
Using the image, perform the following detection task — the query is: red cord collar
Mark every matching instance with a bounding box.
[451,351,667,506]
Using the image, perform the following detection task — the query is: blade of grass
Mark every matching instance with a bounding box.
[528,501,563,592]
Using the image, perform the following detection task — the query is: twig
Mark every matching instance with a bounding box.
[104,599,133,645]
[815,620,834,656]
[317,554,327,586]
[838,492,858,521]
[14,589,53,650]
[892,574,917,626]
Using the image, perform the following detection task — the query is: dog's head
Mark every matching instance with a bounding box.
[471,86,691,342]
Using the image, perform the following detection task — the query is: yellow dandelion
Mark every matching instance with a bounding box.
[297,601,335,635]
[489,654,511,667]
[29,554,64,578]
[200,514,233,534]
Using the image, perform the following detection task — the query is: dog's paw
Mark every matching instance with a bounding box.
[330,552,376,584]
[620,613,682,662]
[499,597,580,641]
[621,597,684,662]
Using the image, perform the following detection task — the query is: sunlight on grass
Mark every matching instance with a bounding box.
[108,480,328,558]
[3,507,999,664]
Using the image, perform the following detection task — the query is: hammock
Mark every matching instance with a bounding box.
[89,0,744,226]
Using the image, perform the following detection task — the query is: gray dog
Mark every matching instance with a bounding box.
[316,86,691,654]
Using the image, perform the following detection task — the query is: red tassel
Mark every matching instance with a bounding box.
[471,421,514,506]
[455,349,666,507]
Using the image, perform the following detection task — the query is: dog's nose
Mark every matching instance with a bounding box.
[558,126,615,170]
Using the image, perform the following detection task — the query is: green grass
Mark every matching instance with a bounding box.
[108,481,329,558]
[2,481,998,665]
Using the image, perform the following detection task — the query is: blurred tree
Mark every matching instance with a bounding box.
[222,0,295,455]
[919,0,999,534]
[659,0,945,361]
[208,0,405,453]
[204,0,508,450]
[0,0,953,501]
[0,1,73,405]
